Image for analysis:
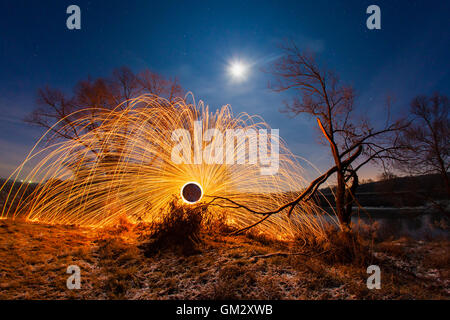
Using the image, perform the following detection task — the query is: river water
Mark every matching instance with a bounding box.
[350,208,449,240]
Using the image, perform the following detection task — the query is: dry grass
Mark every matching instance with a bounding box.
[0,218,448,300]
[140,202,205,256]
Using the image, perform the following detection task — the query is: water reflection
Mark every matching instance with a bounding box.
[351,210,449,240]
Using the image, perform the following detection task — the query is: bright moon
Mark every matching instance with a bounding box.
[228,61,248,81]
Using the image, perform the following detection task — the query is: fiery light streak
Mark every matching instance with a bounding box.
[0,94,337,239]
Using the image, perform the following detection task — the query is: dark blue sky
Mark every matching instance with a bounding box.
[0,0,449,179]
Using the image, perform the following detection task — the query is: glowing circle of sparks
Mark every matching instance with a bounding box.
[180,181,203,204]
[0,95,336,239]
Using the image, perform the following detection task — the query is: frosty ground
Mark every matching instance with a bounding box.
[0,219,448,299]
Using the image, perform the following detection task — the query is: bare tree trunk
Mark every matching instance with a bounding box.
[335,171,348,230]
[343,170,359,228]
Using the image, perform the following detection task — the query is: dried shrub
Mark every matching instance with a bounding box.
[322,229,373,265]
[105,214,135,235]
[97,238,140,265]
[202,210,234,234]
[245,229,277,245]
[142,201,205,256]
[296,225,373,265]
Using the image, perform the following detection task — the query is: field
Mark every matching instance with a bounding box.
[0,218,448,300]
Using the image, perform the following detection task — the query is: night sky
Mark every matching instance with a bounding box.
[0,0,449,180]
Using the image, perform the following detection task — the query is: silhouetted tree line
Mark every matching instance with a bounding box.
[26,66,183,143]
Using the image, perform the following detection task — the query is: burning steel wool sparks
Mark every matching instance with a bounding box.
[0,94,335,239]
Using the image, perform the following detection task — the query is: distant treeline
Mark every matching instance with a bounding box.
[317,173,449,208]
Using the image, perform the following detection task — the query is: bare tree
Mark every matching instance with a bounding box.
[268,42,407,230]
[138,69,182,103]
[26,66,183,143]
[394,93,449,195]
